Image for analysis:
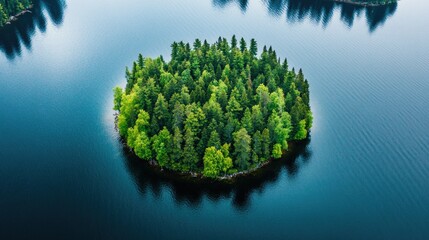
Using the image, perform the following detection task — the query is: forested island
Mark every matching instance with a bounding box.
[113,37,312,179]
[0,0,32,27]
[333,0,397,6]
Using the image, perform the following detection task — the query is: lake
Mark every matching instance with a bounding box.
[1,0,428,239]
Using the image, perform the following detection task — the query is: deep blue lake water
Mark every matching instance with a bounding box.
[1,0,428,239]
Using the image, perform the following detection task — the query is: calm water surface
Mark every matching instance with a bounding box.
[1,0,428,239]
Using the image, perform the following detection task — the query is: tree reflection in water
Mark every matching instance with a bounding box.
[0,0,66,60]
[123,138,312,211]
[213,0,397,32]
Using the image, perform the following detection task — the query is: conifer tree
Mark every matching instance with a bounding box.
[250,38,258,57]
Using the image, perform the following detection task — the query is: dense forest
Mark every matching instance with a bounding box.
[113,37,312,178]
[0,0,32,27]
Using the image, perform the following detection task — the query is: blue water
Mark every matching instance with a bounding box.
[1,0,428,239]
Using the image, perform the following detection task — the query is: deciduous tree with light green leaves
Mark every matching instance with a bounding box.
[152,127,172,168]
[203,146,232,178]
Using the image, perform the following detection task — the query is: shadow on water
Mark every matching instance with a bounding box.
[0,0,66,60]
[213,0,397,32]
[122,138,312,211]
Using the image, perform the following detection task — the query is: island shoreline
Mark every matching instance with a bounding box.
[116,114,309,184]
[114,37,313,181]
[4,5,33,26]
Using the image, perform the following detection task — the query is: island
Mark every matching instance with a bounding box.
[333,0,397,6]
[0,0,32,27]
[113,36,312,179]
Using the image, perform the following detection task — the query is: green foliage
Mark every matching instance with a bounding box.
[251,105,264,132]
[113,87,123,111]
[272,143,283,159]
[294,120,308,140]
[250,39,258,57]
[241,108,253,135]
[203,147,220,177]
[135,110,150,132]
[306,111,313,131]
[256,84,270,112]
[0,0,32,27]
[203,146,233,178]
[0,4,8,27]
[134,131,152,160]
[114,37,312,177]
[233,128,251,171]
[207,130,221,149]
[171,127,183,166]
[117,115,128,137]
[152,127,172,168]
[268,111,291,150]
[239,37,247,52]
[252,131,262,163]
[261,128,271,161]
[154,94,169,128]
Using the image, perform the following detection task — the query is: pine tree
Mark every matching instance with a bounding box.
[138,54,145,68]
[250,39,258,57]
[240,37,247,52]
[231,35,238,49]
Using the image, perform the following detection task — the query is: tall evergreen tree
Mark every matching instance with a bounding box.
[250,38,258,57]
[231,35,238,49]
[240,37,247,52]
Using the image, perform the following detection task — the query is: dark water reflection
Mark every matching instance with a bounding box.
[214,0,397,32]
[123,139,311,210]
[0,0,65,59]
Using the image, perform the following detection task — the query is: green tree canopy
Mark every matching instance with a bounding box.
[113,37,312,178]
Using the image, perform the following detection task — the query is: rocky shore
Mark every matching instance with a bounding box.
[4,5,33,25]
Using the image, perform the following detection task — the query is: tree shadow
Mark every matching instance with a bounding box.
[0,0,66,60]
[122,137,312,211]
[213,0,397,32]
